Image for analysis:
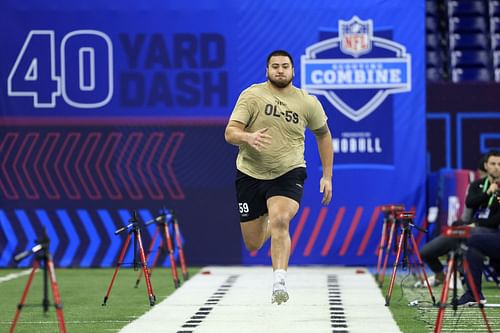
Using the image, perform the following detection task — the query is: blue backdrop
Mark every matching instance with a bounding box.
[0,0,425,267]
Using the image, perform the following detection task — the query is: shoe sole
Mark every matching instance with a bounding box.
[458,300,487,307]
[272,290,289,305]
[414,282,440,288]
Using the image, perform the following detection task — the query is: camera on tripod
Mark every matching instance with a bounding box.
[442,225,471,240]
[381,204,404,219]
[13,231,50,263]
[396,211,416,228]
[10,229,67,333]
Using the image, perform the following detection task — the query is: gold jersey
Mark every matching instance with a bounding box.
[229,81,328,180]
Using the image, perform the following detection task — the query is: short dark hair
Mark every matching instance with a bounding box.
[478,154,487,172]
[266,50,294,67]
[484,149,500,164]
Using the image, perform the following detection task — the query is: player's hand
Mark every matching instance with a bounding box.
[319,177,332,205]
[247,128,272,152]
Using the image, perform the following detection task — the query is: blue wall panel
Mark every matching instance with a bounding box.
[0,0,425,267]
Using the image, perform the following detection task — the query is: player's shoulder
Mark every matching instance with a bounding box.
[243,82,267,93]
[292,86,320,104]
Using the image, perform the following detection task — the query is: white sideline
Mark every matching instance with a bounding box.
[0,269,33,283]
[119,266,401,333]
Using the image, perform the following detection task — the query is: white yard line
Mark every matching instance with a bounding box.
[0,269,33,283]
[119,266,401,333]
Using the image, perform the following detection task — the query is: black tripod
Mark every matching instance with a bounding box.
[434,226,492,333]
[385,211,436,306]
[102,211,156,306]
[376,204,404,287]
[10,229,66,333]
[136,209,180,288]
[135,209,189,288]
[171,210,189,282]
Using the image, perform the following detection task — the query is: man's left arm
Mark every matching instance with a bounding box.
[312,124,333,205]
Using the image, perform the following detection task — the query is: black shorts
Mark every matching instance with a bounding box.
[235,167,307,222]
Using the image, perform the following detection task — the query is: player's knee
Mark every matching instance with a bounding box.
[270,214,290,232]
[244,238,263,252]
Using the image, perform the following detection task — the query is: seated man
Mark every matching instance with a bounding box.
[417,150,500,288]
[457,151,500,305]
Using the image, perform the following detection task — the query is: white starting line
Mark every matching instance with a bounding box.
[119,266,401,333]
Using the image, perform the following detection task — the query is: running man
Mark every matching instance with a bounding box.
[224,49,334,304]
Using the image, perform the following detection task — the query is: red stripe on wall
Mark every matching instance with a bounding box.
[290,207,310,255]
[321,207,345,256]
[303,207,328,257]
[357,206,381,256]
[339,207,364,256]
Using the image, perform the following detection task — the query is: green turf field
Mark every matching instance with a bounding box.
[0,267,199,333]
[377,271,500,333]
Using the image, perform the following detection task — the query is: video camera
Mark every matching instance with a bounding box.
[394,210,427,234]
[442,225,471,240]
[396,211,415,227]
[381,204,405,221]
[397,211,415,220]
[14,230,50,263]
[381,204,405,213]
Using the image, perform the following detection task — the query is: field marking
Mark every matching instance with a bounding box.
[120,266,401,333]
[0,269,33,283]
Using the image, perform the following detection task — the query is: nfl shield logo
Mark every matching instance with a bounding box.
[339,16,372,57]
[301,15,411,122]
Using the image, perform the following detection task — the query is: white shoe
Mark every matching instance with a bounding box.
[271,280,289,305]
[414,275,441,288]
[413,274,462,289]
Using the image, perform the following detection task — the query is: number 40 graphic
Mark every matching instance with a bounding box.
[7,30,113,108]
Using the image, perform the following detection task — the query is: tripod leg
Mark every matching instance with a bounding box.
[385,227,405,306]
[102,234,131,306]
[380,220,396,287]
[410,233,436,304]
[135,225,160,288]
[376,218,389,278]
[135,229,156,306]
[43,256,49,313]
[148,239,163,277]
[173,218,189,281]
[462,258,493,333]
[163,223,180,288]
[9,261,39,333]
[434,254,455,333]
[47,257,67,333]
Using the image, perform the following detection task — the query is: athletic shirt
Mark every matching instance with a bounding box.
[229,81,328,180]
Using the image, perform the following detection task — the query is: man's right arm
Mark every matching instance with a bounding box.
[225,121,272,152]
[225,120,251,146]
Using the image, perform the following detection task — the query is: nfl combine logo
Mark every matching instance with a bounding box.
[340,16,372,57]
[301,16,411,122]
